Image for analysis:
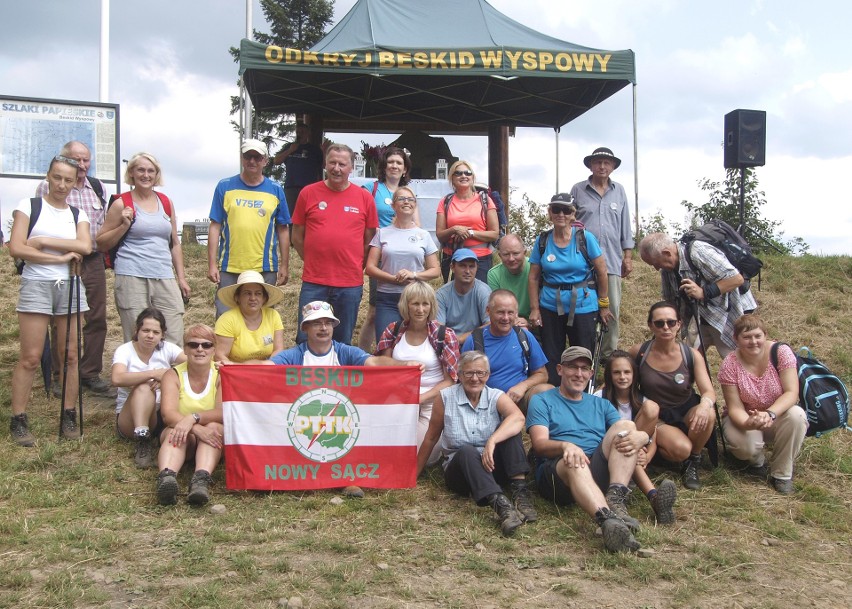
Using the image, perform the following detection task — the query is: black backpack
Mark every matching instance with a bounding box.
[680,219,763,293]
[471,326,531,375]
[770,343,850,437]
[13,198,80,274]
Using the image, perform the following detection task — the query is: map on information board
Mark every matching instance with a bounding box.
[0,95,120,183]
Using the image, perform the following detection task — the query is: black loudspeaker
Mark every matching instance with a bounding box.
[724,109,766,168]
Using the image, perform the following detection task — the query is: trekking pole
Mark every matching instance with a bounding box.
[75,265,84,438]
[58,261,75,440]
[586,319,608,394]
[691,300,727,460]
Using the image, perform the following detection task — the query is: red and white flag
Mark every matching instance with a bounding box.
[222,365,420,491]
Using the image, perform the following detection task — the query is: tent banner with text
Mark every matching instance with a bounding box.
[222,366,420,491]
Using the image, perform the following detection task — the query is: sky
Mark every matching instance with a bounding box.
[1,0,850,254]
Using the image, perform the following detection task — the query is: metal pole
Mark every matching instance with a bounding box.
[99,0,110,102]
[243,0,254,138]
[632,83,639,238]
[554,127,560,193]
[738,167,746,233]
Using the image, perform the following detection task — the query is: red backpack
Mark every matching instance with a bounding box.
[103,191,174,269]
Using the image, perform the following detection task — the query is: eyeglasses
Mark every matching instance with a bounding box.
[53,155,80,167]
[563,364,592,373]
[462,370,489,379]
[453,170,473,177]
[652,319,679,329]
[187,341,214,350]
[550,205,576,215]
[394,196,416,203]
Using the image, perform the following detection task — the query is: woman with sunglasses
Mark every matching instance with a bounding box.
[435,160,499,283]
[359,147,419,350]
[112,308,186,468]
[156,324,223,506]
[9,155,92,446]
[366,187,440,342]
[528,193,612,385]
[97,152,190,344]
[628,301,716,490]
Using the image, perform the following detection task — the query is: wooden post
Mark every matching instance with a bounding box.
[182,223,197,245]
[487,124,510,211]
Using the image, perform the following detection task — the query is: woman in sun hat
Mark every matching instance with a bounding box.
[214,270,286,365]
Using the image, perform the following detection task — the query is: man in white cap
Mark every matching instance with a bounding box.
[570,147,634,359]
[208,138,291,318]
[269,301,418,367]
[527,346,653,553]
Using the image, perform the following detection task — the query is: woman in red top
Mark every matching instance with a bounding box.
[435,160,499,283]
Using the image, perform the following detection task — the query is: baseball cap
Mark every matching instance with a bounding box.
[451,248,478,263]
[561,346,593,364]
[300,301,340,329]
[550,193,575,206]
[241,138,268,156]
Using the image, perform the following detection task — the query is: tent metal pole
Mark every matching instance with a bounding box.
[244,0,254,137]
[555,127,560,193]
[632,83,639,238]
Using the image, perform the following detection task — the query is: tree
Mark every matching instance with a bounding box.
[507,192,551,250]
[229,0,334,180]
[680,168,809,255]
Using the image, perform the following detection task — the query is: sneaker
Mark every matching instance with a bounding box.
[650,479,677,525]
[82,376,117,398]
[157,469,179,506]
[597,509,641,553]
[187,470,212,506]
[488,492,524,537]
[745,463,769,479]
[60,409,81,440]
[681,455,702,490]
[10,414,36,447]
[604,485,641,531]
[134,434,154,469]
[770,476,794,495]
[509,479,538,523]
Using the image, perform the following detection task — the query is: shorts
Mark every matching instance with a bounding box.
[17,277,89,316]
[659,392,701,434]
[535,444,610,506]
[115,410,164,440]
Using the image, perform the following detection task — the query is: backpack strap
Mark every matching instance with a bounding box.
[472,327,485,354]
[680,342,694,378]
[479,190,489,223]
[513,326,531,375]
[86,176,107,208]
[436,323,447,358]
[635,340,653,369]
[26,197,43,237]
[371,181,379,197]
[537,229,552,259]
[769,342,780,371]
[391,320,403,342]
[154,191,173,218]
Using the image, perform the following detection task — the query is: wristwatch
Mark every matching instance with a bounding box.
[766,411,777,421]
[192,413,201,424]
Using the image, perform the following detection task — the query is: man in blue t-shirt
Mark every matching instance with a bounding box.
[526,347,651,553]
[461,290,551,413]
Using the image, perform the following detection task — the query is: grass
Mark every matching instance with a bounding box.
[0,245,850,608]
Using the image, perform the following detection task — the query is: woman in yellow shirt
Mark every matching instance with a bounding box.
[156,324,222,506]
[214,271,285,364]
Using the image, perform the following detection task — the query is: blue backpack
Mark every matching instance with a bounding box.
[770,343,850,437]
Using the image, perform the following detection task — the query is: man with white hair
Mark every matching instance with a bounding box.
[208,139,291,318]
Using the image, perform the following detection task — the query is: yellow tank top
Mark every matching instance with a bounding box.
[175,361,219,416]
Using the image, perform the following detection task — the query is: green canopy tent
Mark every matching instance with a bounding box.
[239,0,637,201]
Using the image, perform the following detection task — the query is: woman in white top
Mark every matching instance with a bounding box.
[9,155,92,446]
[597,351,676,525]
[111,308,186,468]
[365,186,440,343]
[376,281,459,459]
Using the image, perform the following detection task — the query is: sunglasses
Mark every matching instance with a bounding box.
[394,196,416,203]
[242,152,265,161]
[550,205,576,215]
[652,319,679,329]
[187,341,214,350]
[303,302,332,314]
[53,155,80,167]
[453,170,473,177]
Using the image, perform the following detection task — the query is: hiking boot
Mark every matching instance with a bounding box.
[134,431,154,469]
[604,485,641,531]
[770,476,794,495]
[745,463,769,479]
[10,414,36,447]
[681,455,702,490]
[82,376,117,398]
[488,492,524,537]
[187,470,212,506]
[509,479,538,523]
[650,479,677,525]
[157,469,179,506]
[60,409,81,440]
[596,508,641,553]
[51,383,62,399]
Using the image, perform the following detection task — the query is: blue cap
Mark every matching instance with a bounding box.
[451,248,478,263]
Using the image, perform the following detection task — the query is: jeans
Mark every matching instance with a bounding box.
[374,290,403,343]
[296,281,364,345]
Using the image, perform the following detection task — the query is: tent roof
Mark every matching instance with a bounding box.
[240,0,635,132]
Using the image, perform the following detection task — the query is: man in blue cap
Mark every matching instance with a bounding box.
[436,248,491,343]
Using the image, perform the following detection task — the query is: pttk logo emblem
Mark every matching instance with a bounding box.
[286,388,361,462]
